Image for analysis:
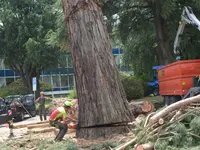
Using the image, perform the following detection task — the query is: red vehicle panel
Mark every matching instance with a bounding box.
[158,59,200,96]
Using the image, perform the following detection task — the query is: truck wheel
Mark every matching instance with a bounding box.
[153,88,159,96]
[169,96,181,105]
[163,96,170,106]
[17,110,25,121]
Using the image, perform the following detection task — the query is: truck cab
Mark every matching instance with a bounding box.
[147,65,164,96]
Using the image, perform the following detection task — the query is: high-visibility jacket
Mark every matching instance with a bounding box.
[49,107,67,122]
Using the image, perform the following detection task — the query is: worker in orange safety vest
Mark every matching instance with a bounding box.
[49,101,73,141]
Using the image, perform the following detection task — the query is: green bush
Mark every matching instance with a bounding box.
[68,88,77,99]
[120,73,144,101]
[40,81,52,91]
[0,79,52,97]
[0,79,28,97]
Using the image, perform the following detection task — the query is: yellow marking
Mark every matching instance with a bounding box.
[182,82,186,85]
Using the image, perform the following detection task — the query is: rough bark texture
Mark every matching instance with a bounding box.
[77,126,130,139]
[151,0,173,65]
[62,0,133,138]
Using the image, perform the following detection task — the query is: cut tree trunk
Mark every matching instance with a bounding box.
[62,0,134,139]
[136,143,154,150]
[77,126,130,139]
[129,101,154,117]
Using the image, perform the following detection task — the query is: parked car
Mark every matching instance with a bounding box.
[3,94,36,121]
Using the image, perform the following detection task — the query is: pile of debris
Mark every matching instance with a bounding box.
[116,95,200,150]
[49,98,78,120]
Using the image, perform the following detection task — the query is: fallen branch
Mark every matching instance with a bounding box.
[149,94,200,125]
[115,137,137,150]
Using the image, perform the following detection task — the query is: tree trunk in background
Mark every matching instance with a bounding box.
[152,0,173,65]
[62,0,134,139]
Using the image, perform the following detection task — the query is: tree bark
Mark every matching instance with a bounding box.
[62,0,134,139]
[151,0,173,65]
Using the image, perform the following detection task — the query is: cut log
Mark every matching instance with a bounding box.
[76,126,130,140]
[13,120,49,129]
[135,143,154,150]
[129,101,154,117]
[149,94,200,125]
[28,127,55,133]
[13,124,28,129]
[27,123,50,129]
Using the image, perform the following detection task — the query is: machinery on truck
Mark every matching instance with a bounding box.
[158,6,200,105]
[147,65,163,96]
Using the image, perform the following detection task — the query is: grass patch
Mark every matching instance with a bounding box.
[132,96,163,103]
[87,141,118,150]
[0,139,78,150]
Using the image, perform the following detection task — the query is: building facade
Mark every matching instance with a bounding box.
[0,48,126,95]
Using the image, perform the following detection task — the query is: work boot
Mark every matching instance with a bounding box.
[8,133,14,138]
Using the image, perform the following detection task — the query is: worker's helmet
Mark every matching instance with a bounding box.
[64,101,72,108]
[40,91,44,95]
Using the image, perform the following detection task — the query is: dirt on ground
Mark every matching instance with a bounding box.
[0,98,135,150]
[0,124,134,150]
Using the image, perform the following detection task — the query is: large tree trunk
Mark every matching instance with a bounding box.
[151,0,173,65]
[62,0,134,139]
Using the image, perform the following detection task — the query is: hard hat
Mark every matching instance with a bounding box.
[40,91,44,95]
[64,101,72,108]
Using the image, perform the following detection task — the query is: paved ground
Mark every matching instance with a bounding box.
[0,115,49,142]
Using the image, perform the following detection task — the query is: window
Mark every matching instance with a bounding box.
[69,75,74,89]
[43,76,51,85]
[52,75,60,87]
[0,78,6,87]
[61,75,68,87]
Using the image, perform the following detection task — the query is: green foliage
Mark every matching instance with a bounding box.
[120,73,144,101]
[0,79,52,97]
[154,112,200,150]
[40,81,52,92]
[102,0,200,75]
[90,142,118,150]
[0,139,78,150]
[68,88,77,99]
[0,79,28,97]
[0,0,64,91]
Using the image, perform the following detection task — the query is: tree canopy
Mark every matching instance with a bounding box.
[0,0,65,93]
[102,0,200,76]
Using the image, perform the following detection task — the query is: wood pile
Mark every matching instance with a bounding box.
[115,94,200,150]
[13,120,76,135]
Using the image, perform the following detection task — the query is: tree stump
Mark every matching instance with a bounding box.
[76,126,130,139]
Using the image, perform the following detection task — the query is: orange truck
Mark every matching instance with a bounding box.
[158,59,200,105]
[157,6,200,105]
